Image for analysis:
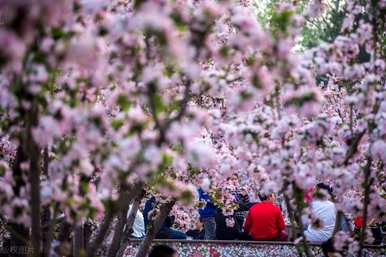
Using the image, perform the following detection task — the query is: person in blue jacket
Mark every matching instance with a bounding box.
[198,188,217,240]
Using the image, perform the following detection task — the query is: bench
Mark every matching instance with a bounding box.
[124,240,385,257]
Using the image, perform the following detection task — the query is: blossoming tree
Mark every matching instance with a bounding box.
[0,0,384,257]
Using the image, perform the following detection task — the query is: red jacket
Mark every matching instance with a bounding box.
[244,201,285,240]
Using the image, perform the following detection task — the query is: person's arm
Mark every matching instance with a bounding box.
[244,211,252,233]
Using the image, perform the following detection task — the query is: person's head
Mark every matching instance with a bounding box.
[259,193,276,203]
[148,245,177,257]
[314,183,333,200]
[227,173,239,185]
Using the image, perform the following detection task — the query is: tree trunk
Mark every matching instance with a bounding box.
[135,200,176,257]
[41,206,51,257]
[87,181,143,257]
[116,191,144,257]
[56,220,72,256]
[358,156,372,257]
[106,192,131,257]
[86,207,114,257]
[73,223,84,257]
[25,100,42,257]
[284,195,306,257]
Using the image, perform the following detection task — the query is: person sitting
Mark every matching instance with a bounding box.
[244,193,287,241]
[127,204,146,239]
[148,245,177,257]
[156,215,187,239]
[215,208,240,240]
[143,196,156,229]
[198,187,217,240]
[186,218,205,240]
[227,174,252,231]
[144,196,186,239]
[304,183,337,243]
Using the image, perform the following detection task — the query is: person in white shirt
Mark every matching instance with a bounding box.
[304,183,337,243]
[127,205,146,239]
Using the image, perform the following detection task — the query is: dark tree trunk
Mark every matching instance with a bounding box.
[73,223,84,257]
[358,156,372,257]
[25,100,42,257]
[50,220,72,256]
[135,200,176,257]
[106,192,131,257]
[116,191,145,257]
[86,207,114,257]
[41,206,51,257]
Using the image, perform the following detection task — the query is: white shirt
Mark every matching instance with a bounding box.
[127,205,145,238]
[304,200,336,242]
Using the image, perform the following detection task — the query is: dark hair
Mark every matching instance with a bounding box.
[148,245,176,257]
[258,193,269,201]
[316,183,333,195]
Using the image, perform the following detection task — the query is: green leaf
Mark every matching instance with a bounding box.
[159,153,173,172]
[180,190,194,203]
[171,12,188,32]
[270,9,294,35]
[51,27,67,40]
[111,118,124,130]
[116,94,131,112]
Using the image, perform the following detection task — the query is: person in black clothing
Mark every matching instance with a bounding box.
[156,215,187,239]
[227,174,252,231]
[186,218,205,239]
[215,208,241,240]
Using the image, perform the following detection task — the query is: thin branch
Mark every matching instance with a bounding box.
[342,130,366,165]
[164,78,192,129]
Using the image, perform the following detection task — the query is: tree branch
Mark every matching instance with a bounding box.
[135,200,176,257]
[343,130,366,165]
[25,99,42,257]
[358,155,372,257]
[116,190,145,257]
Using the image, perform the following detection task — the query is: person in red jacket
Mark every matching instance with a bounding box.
[244,193,287,241]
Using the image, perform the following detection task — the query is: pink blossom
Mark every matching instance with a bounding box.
[371,140,386,163]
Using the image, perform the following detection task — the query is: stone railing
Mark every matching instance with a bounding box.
[124,239,385,257]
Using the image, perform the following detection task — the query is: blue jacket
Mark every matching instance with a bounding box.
[198,188,216,218]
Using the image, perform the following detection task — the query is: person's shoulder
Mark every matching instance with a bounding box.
[318,200,335,208]
[271,203,282,212]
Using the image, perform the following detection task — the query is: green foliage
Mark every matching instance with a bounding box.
[147,152,174,187]
[111,118,124,130]
[299,0,345,49]
[284,90,317,108]
[116,94,131,112]
[254,0,345,50]
[270,8,295,35]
